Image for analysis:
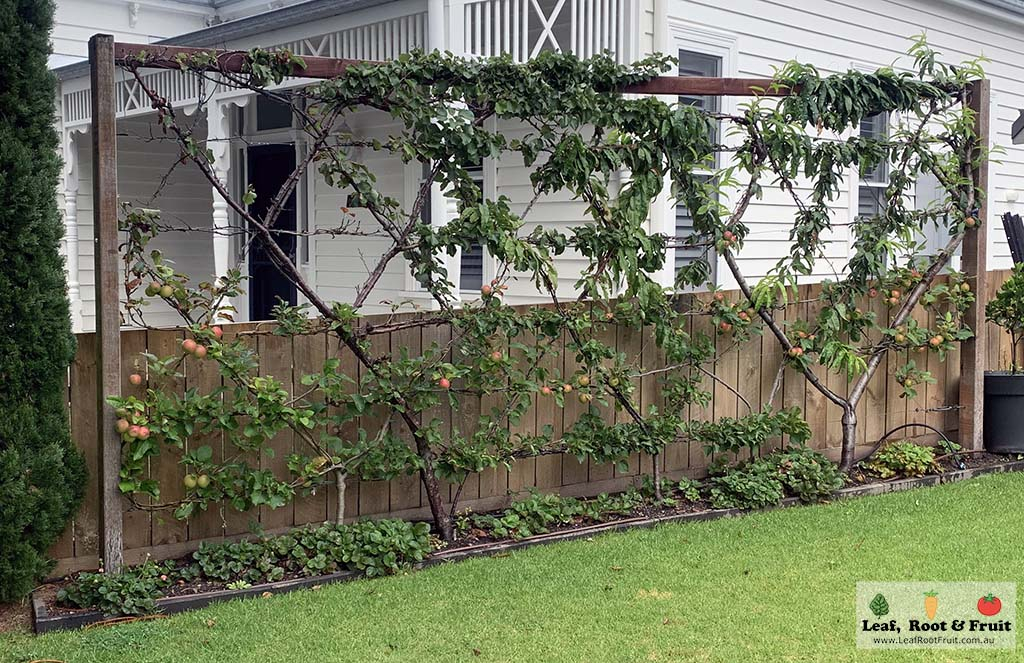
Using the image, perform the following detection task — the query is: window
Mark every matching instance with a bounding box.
[460,161,486,292]
[858,112,888,219]
[255,94,294,132]
[675,49,722,278]
[412,160,488,293]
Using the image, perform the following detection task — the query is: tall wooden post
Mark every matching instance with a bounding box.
[959,78,990,451]
[89,34,123,572]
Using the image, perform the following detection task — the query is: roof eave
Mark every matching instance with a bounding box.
[53,0,397,82]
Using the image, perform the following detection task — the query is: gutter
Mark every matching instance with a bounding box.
[935,0,1024,28]
[53,0,398,81]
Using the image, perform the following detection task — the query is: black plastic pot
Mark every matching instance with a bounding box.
[984,372,1024,453]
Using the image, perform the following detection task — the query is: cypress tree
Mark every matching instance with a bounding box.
[0,0,86,601]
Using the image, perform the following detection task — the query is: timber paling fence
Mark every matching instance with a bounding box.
[45,270,1012,575]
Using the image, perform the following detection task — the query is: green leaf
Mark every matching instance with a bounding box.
[870,593,890,618]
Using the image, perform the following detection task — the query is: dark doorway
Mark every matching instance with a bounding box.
[247,143,298,321]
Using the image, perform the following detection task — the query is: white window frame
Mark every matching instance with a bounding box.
[459,150,498,297]
[232,92,316,316]
[401,132,498,301]
[658,20,739,290]
[856,109,890,222]
[846,61,908,268]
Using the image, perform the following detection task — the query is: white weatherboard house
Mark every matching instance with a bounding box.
[52,0,1023,332]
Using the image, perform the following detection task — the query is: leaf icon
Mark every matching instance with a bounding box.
[870,593,890,618]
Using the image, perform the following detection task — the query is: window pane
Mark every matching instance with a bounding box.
[676,174,713,275]
[460,161,486,290]
[678,50,721,145]
[461,242,485,290]
[860,112,888,183]
[858,187,883,219]
[256,95,293,132]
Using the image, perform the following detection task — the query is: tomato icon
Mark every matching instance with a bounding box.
[977,594,1002,617]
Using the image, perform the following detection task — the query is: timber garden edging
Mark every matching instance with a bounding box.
[33,457,1024,634]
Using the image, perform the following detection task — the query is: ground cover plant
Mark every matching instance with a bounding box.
[96,36,988,559]
[55,518,431,616]
[53,444,847,616]
[5,472,1024,662]
[860,439,939,478]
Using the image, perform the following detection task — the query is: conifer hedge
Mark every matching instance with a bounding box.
[0,0,86,601]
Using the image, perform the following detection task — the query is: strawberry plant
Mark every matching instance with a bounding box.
[58,518,432,616]
[861,440,938,478]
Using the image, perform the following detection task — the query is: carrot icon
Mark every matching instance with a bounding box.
[924,591,939,620]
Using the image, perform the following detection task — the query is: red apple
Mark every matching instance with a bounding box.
[182,338,198,354]
[128,373,143,386]
[194,345,208,359]
[128,425,141,439]
[481,285,493,296]
[540,386,553,396]
[212,326,224,339]
[438,377,451,390]
[137,426,150,440]
[490,351,502,361]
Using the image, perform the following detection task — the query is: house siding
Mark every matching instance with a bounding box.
[661,0,1013,289]
[74,118,215,330]
[312,108,416,313]
[60,0,1024,330]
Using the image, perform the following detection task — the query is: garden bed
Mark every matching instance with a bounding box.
[32,453,1024,634]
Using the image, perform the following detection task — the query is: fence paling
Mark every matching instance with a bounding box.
[50,275,991,576]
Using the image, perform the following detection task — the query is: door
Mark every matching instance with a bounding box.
[247,144,298,321]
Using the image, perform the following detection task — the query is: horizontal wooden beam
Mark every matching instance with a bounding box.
[114,42,365,80]
[113,41,793,97]
[623,77,790,96]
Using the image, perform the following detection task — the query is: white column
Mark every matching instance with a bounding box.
[428,0,447,52]
[62,129,83,331]
[648,0,675,290]
[207,97,234,320]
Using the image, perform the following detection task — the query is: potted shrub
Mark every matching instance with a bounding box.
[984,264,1024,452]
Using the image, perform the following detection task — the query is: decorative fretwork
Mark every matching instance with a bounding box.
[461,0,631,63]
[60,12,428,127]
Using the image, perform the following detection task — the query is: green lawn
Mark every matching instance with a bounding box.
[4,472,1024,663]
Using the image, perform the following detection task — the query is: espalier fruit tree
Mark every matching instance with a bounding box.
[108,37,983,540]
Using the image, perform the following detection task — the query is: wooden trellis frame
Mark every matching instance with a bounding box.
[87,33,990,571]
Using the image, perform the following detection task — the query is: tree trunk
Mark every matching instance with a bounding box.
[420,466,453,540]
[651,453,662,500]
[839,406,858,472]
[334,470,347,525]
